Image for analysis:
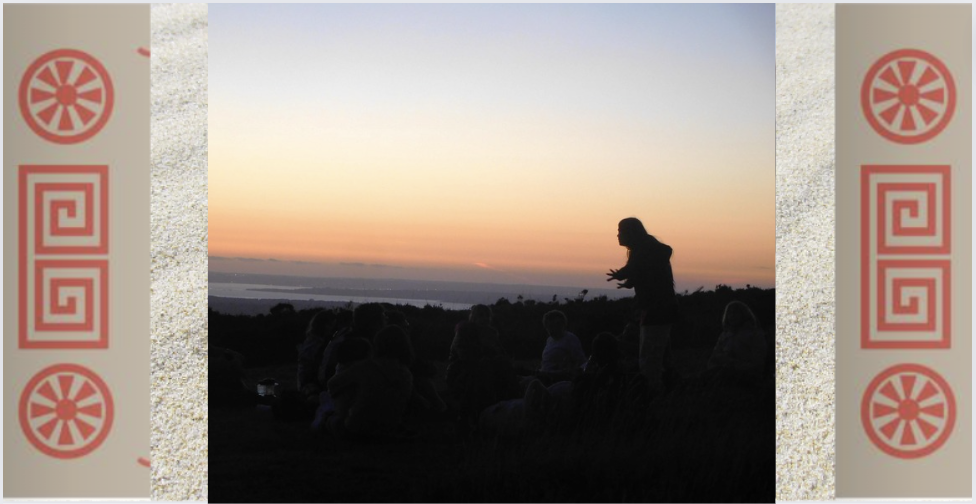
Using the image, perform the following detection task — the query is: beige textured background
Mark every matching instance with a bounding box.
[3,4,150,498]
[775,4,836,501]
[150,3,208,501]
[836,4,971,498]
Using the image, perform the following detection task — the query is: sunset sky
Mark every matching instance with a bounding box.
[209,4,775,292]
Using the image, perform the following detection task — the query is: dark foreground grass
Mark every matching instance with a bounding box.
[211,351,773,503]
[425,379,774,502]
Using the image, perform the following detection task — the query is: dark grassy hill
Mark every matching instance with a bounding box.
[210,285,774,368]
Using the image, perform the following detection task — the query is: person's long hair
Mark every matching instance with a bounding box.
[619,217,666,259]
[306,309,335,339]
[722,301,759,332]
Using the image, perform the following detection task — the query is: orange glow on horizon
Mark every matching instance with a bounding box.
[209,200,775,288]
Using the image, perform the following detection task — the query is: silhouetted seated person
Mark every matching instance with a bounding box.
[310,338,373,431]
[320,326,415,440]
[537,310,585,385]
[481,333,633,438]
[448,304,502,363]
[318,304,386,391]
[211,346,257,408]
[384,310,446,414]
[380,310,403,328]
[336,337,374,373]
[706,301,767,387]
[478,378,575,439]
[446,321,521,432]
[297,309,338,403]
[573,332,630,429]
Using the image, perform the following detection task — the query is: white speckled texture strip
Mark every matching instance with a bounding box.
[775,4,836,501]
[150,3,208,501]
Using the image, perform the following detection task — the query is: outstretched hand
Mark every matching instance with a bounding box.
[607,269,632,289]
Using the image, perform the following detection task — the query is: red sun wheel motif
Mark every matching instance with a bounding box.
[19,364,114,459]
[861,364,955,459]
[861,49,956,145]
[18,49,114,145]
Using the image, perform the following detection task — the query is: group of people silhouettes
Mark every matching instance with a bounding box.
[270,218,768,442]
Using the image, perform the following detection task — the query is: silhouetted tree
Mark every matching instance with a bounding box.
[270,303,295,317]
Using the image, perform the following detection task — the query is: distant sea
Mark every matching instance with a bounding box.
[208,272,628,315]
[209,282,475,311]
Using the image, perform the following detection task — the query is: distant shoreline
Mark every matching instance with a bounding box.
[209,296,363,316]
[209,273,774,317]
[208,294,476,316]
[208,271,632,298]
[209,273,635,316]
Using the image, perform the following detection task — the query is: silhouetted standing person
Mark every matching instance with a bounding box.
[539,310,585,382]
[607,217,678,393]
